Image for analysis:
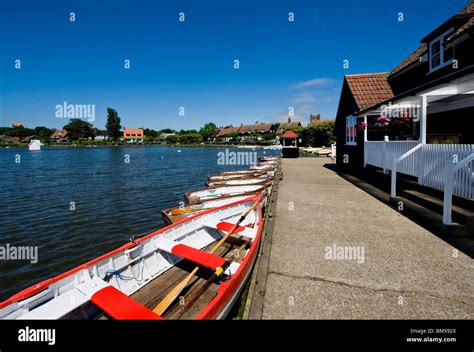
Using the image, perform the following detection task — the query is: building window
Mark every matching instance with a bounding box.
[429,28,454,72]
[345,116,357,145]
[126,134,130,137]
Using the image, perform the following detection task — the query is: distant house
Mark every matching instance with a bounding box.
[11,122,24,128]
[0,135,19,142]
[309,114,335,127]
[51,129,69,142]
[123,128,144,143]
[215,126,240,142]
[94,129,108,141]
[238,122,273,135]
[277,117,301,134]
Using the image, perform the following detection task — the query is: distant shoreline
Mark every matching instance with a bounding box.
[1,143,281,150]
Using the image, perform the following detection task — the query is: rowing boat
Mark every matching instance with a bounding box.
[207,171,272,182]
[185,184,269,204]
[161,192,269,225]
[0,196,264,320]
[206,176,273,188]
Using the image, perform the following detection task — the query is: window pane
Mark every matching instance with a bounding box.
[431,53,440,68]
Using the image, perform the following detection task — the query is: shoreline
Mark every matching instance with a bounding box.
[1,143,282,150]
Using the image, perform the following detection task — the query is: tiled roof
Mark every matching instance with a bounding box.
[216,126,239,137]
[239,123,272,133]
[391,1,474,76]
[445,1,474,41]
[51,129,68,138]
[281,130,299,138]
[389,43,427,76]
[345,73,394,111]
[278,122,301,129]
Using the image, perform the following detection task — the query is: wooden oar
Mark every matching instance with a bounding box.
[152,196,261,316]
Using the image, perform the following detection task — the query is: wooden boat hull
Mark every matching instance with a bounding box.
[0,196,264,320]
[208,170,274,182]
[206,177,273,188]
[184,184,269,204]
[162,191,270,225]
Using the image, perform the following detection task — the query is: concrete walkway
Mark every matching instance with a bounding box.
[254,158,474,319]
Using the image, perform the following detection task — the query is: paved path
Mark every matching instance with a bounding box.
[259,158,473,319]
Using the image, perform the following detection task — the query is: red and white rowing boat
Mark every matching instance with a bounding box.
[0,195,263,320]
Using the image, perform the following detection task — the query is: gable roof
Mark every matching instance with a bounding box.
[278,121,301,130]
[281,130,299,138]
[238,123,272,133]
[344,73,394,111]
[216,126,239,137]
[51,129,68,138]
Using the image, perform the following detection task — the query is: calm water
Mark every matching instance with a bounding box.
[0,146,279,300]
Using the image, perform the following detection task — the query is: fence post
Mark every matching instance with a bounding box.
[443,161,454,225]
[391,153,397,198]
[383,136,389,174]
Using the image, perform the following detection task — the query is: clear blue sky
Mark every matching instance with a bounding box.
[0,0,469,130]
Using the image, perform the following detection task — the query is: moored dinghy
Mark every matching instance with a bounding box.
[185,184,269,204]
[206,176,273,188]
[0,195,264,320]
[208,170,275,182]
[162,194,260,225]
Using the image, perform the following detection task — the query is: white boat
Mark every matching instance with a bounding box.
[185,184,269,204]
[28,139,43,151]
[0,196,263,320]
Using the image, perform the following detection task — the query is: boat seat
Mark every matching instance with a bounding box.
[203,220,257,239]
[154,238,225,271]
[91,286,163,320]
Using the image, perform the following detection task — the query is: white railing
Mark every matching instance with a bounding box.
[364,140,420,174]
[391,144,423,197]
[365,140,474,202]
[443,153,474,224]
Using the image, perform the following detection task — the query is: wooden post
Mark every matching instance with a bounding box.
[391,153,397,198]
[419,95,427,144]
[443,161,454,225]
[383,135,389,174]
[363,114,368,167]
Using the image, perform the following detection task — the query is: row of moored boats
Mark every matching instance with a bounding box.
[0,156,280,320]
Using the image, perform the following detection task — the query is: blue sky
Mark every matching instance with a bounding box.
[0,0,469,130]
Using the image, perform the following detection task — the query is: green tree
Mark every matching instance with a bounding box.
[7,126,34,139]
[165,134,179,144]
[302,121,335,147]
[34,126,55,143]
[178,132,202,144]
[144,128,160,139]
[199,122,219,141]
[105,108,122,141]
[160,128,176,134]
[63,119,95,140]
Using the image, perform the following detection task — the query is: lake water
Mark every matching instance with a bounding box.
[0,146,280,300]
